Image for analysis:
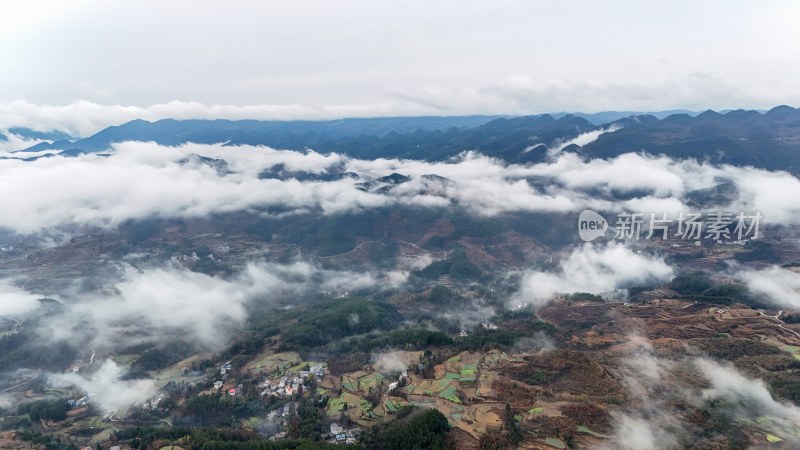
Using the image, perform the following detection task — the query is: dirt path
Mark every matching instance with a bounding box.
[2,374,38,392]
[717,308,800,341]
[317,241,387,259]
[758,310,800,339]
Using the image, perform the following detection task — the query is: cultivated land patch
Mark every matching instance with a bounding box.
[341,371,386,395]
[245,351,303,375]
[153,353,212,388]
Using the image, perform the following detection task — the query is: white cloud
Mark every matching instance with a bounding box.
[514,242,674,308]
[0,279,41,316]
[696,359,799,418]
[604,335,800,449]
[0,142,797,235]
[739,266,800,308]
[374,351,414,374]
[0,129,53,154]
[526,153,692,197]
[52,360,157,413]
[602,335,680,450]
[607,415,675,450]
[546,124,622,155]
[18,260,403,351]
[728,169,800,226]
[74,267,248,346]
[695,358,800,441]
[35,264,253,349]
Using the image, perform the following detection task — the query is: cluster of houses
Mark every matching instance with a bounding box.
[328,423,362,445]
[212,380,244,397]
[209,360,326,417]
[208,359,351,442]
[170,252,201,262]
[258,363,325,398]
[171,251,224,263]
[210,361,240,394]
[67,395,90,408]
[321,290,351,298]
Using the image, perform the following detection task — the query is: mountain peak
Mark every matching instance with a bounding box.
[765,105,799,120]
[697,109,722,119]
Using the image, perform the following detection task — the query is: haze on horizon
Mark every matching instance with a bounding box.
[2,0,800,135]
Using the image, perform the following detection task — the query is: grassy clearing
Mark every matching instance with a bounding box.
[736,416,800,442]
[342,376,357,392]
[358,372,385,392]
[765,433,783,443]
[384,397,409,413]
[438,385,461,404]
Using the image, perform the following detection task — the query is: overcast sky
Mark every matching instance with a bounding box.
[2,0,800,132]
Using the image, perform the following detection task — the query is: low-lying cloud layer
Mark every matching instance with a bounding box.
[604,336,681,450]
[696,359,800,420]
[44,266,250,348]
[514,242,674,308]
[739,266,800,308]
[546,124,622,156]
[0,259,409,414]
[3,260,405,352]
[51,360,157,414]
[0,142,798,235]
[605,335,800,449]
[0,279,42,316]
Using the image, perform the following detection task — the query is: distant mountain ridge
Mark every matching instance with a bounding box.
[19,115,504,154]
[551,109,702,125]
[577,105,800,172]
[16,106,800,173]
